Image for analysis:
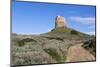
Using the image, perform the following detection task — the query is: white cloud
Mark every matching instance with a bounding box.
[85,31,95,35]
[69,16,95,25]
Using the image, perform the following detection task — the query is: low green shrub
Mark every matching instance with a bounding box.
[18,41,25,47]
[70,30,78,35]
[21,38,37,42]
[82,38,96,57]
[43,48,63,62]
[16,38,37,47]
[51,27,69,33]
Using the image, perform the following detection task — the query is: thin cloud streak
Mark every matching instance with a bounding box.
[69,16,95,25]
[85,31,95,35]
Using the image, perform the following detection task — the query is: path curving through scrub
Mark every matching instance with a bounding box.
[66,43,95,62]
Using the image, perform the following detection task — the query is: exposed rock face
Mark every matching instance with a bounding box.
[55,16,67,28]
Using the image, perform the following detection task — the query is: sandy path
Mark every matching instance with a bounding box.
[66,43,95,62]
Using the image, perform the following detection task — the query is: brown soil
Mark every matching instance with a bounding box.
[66,43,95,62]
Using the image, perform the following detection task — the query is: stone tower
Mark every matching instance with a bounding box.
[55,16,67,28]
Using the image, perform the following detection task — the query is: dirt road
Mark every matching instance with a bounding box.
[66,43,95,62]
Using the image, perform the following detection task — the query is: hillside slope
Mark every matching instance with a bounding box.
[11,27,95,66]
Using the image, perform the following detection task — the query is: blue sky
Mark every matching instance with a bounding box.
[12,0,96,35]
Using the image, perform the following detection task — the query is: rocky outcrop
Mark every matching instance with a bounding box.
[55,16,67,28]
